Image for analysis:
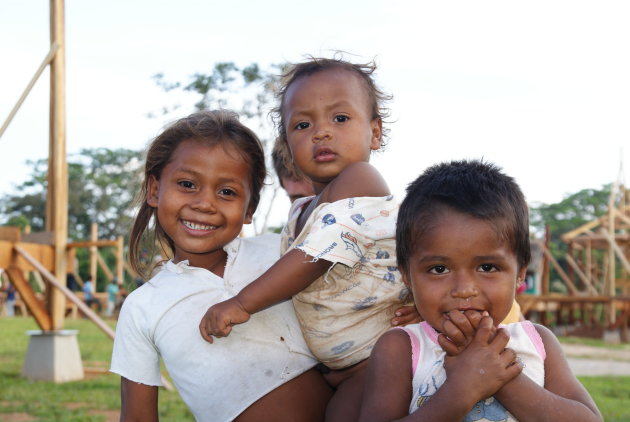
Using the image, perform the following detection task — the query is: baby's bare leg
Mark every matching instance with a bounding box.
[322,360,368,422]
[235,367,333,422]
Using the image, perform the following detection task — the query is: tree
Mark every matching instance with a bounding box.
[152,62,286,234]
[0,147,143,242]
[530,185,611,257]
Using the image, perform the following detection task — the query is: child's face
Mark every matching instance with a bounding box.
[147,139,253,269]
[283,68,382,190]
[404,207,525,330]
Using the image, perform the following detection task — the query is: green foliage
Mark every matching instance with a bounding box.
[530,185,611,252]
[529,185,611,291]
[0,148,143,242]
[0,317,193,421]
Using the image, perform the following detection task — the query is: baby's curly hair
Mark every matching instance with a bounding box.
[271,54,392,163]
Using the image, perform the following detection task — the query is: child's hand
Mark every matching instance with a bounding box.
[443,316,522,402]
[438,310,496,356]
[199,297,251,343]
[390,304,422,327]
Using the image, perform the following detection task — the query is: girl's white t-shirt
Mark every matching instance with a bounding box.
[110,234,316,422]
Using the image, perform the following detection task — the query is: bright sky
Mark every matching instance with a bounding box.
[1,1,629,229]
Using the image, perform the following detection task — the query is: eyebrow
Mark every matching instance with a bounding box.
[174,167,247,187]
[289,100,357,117]
[416,254,509,263]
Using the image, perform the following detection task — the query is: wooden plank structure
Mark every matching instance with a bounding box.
[518,183,630,342]
[0,1,173,388]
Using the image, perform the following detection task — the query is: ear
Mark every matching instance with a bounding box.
[401,270,411,288]
[369,118,383,150]
[243,207,254,225]
[147,175,159,208]
[516,266,527,291]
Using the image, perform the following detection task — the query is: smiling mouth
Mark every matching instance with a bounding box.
[182,220,217,231]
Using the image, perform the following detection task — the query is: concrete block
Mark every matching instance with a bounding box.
[22,330,84,382]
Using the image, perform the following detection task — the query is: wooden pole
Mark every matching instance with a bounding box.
[116,236,124,283]
[90,223,98,283]
[47,0,68,330]
[0,44,60,139]
[541,225,550,295]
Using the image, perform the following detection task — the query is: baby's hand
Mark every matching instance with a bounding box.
[391,304,422,327]
[443,316,522,401]
[199,297,251,343]
[438,310,496,356]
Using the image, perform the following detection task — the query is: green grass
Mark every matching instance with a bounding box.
[1,317,628,421]
[579,377,630,422]
[0,316,193,422]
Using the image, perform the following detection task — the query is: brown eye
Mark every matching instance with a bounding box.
[429,265,448,274]
[479,264,497,272]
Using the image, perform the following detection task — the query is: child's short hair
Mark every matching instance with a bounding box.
[396,159,531,276]
[271,55,392,153]
[271,135,308,188]
[129,110,266,278]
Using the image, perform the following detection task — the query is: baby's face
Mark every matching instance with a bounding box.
[403,207,525,331]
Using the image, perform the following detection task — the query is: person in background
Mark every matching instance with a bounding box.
[83,275,101,312]
[271,135,315,203]
[106,278,120,317]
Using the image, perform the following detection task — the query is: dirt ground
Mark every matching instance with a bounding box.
[561,342,630,376]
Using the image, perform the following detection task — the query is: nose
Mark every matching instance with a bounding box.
[450,273,479,299]
[312,123,331,143]
[191,191,217,213]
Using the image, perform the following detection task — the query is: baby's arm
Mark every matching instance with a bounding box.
[120,377,158,422]
[200,248,331,341]
[493,324,603,422]
[201,161,393,342]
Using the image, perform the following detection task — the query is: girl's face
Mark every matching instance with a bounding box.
[283,68,382,192]
[404,207,525,331]
[147,139,253,270]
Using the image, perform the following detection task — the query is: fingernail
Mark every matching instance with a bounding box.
[392,319,399,326]
[395,312,401,317]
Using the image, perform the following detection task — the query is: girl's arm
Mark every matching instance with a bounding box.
[359,329,414,421]
[493,324,603,422]
[200,248,331,340]
[120,377,158,422]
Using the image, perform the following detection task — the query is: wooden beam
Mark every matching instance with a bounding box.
[0,43,60,139]
[5,268,52,330]
[601,228,630,274]
[13,244,115,339]
[90,223,97,284]
[47,0,68,331]
[541,245,580,295]
[565,254,598,295]
[116,236,124,283]
[67,240,120,249]
[97,252,114,283]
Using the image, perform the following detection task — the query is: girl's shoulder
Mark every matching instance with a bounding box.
[323,162,390,203]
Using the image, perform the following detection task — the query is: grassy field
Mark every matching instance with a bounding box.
[0,317,193,422]
[1,316,629,421]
